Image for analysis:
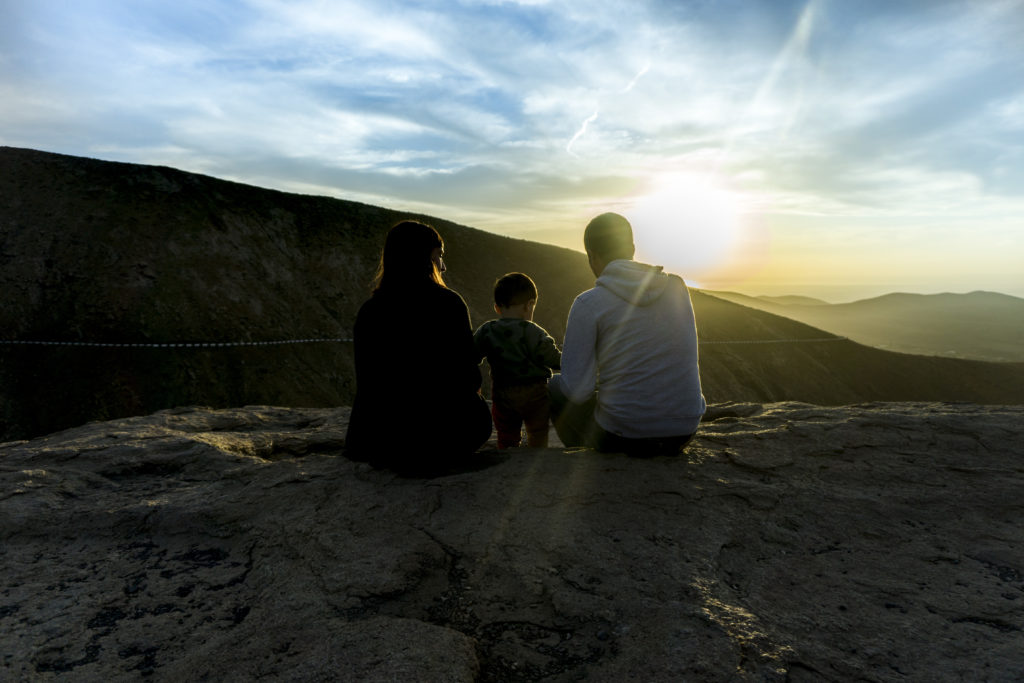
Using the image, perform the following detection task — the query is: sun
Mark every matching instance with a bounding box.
[626,172,742,275]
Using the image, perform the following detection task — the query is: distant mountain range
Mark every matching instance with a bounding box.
[706,290,1024,362]
[2,146,1023,440]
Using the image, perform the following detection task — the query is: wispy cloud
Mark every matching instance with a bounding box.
[1,0,1022,296]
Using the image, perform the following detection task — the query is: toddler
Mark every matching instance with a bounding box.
[474,273,561,448]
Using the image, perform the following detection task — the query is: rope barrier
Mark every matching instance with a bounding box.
[0,339,353,348]
[0,337,845,348]
[701,337,846,345]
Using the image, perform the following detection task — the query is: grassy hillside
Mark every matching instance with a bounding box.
[3,146,1023,440]
[0,146,593,439]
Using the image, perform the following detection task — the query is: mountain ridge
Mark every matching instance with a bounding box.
[707,289,1024,361]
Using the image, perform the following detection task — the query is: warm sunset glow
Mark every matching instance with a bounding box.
[628,173,744,275]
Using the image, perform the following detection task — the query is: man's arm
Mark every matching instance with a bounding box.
[550,296,598,403]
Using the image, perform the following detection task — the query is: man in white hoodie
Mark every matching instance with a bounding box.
[548,212,706,456]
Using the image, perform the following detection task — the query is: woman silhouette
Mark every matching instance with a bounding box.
[344,220,492,473]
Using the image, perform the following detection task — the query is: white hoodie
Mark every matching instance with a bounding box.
[550,259,706,438]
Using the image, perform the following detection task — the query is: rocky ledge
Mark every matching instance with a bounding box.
[1,402,1022,681]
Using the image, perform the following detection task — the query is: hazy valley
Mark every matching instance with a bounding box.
[708,290,1024,362]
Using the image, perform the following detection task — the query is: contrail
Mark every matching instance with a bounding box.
[749,2,815,117]
[718,0,818,167]
[566,107,599,157]
[566,62,651,157]
[621,62,651,94]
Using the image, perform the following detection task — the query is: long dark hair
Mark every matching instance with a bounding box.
[373,220,446,292]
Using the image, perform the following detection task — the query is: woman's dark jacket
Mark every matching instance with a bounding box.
[344,282,491,470]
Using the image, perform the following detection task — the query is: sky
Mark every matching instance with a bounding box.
[2,0,1023,302]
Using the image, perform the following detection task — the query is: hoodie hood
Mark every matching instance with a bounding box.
[596,259,679,307]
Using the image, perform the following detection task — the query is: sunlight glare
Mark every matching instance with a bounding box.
[628,172,743,275]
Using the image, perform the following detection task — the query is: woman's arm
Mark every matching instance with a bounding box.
[439,288,483,393]
[472,322,490,365]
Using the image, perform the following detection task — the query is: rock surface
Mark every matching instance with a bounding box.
[2,402,1023,681]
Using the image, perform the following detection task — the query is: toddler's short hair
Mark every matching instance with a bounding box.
[493,272,538,308]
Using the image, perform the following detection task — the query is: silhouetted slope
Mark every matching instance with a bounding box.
[708,290,1024,361]
[2,146,1023,440]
